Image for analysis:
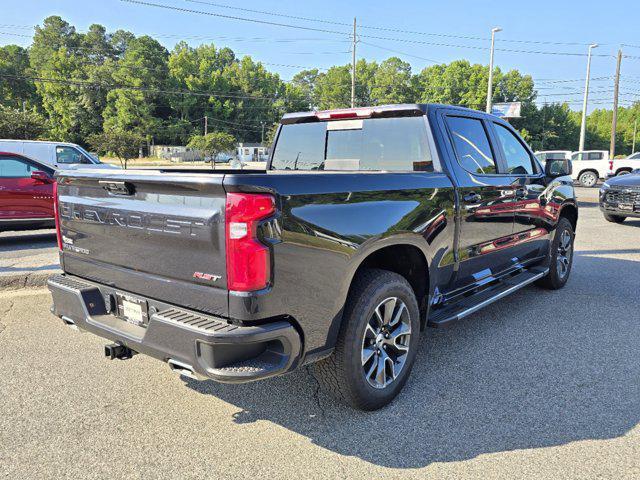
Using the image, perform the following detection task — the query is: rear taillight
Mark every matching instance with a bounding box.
[225,192,276,292]
[609,160,614,171]
[53,181,62,251]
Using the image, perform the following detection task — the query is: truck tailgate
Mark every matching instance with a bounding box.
[56,170,229,316]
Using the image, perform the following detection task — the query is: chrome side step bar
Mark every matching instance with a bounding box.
[428,267,548,328]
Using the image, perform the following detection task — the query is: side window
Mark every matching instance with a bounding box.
[494,123,535,175]
[56,146,91,164]
[588,152,603,160]
[0,157,35,178]
[446,116,496,175]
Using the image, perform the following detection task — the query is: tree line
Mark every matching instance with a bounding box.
[0,15,639,156]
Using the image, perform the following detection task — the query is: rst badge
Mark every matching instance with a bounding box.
[193,272,222,282]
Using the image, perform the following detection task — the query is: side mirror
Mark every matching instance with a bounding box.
[545,159,572,178]
[31,170,53,183]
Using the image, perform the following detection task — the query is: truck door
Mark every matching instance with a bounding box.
[488,119,550,265]
[438,111,518,289]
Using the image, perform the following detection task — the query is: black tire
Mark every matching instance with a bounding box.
[578,171,598,188]
[536,217,575,290]
[604,213,626,223]
[311,269,421,410]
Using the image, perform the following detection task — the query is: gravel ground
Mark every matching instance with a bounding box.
[0,187,638,479]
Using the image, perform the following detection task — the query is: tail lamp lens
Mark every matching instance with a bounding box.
[225,193,276,292]
[53,181,63,251]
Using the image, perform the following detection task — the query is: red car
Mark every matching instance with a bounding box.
[0,152,56,231]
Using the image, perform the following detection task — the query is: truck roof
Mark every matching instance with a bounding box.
[280,103,481,124]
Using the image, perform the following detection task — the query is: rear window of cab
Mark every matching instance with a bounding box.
[271,116,433,172]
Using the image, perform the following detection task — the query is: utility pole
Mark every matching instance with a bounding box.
[610,49,622,158]
[351,17,357,108]
[22,100,26,139]
[579,44,598,151]
[633,118,638,154]
[204,115,208,136]
[486,27,502,114]
[261,122,265,144]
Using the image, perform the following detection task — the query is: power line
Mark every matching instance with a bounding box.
[119,0,350,36]
[3,44,328,75]
[0,73,289,101]
[535,76,613,84]
[0,31,32,38]
[183,0,606,47]
[359,41,443,64]
[119,0,615,58]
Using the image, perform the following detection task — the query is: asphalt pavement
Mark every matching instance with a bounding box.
[0,187,638,479]
[0,229,59,289]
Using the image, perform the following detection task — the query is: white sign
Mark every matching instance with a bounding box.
[492,102,522,118]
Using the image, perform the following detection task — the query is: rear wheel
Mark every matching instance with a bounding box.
[536,217,574,290]
[604,213,626,223]
[311,269,421,410]
[578,171,598,187]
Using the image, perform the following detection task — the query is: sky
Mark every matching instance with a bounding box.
[2,0,640,112]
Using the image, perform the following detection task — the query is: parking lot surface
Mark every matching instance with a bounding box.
[0,229,59,288]
[0,188,638,479]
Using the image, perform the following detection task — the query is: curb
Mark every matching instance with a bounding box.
[0,270,59,291]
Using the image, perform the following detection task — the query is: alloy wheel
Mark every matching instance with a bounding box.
[581,172,597,187]
[556,229,573,279]
[361,297,412,389]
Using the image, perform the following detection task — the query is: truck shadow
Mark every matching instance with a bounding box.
[0,231,57,252]
[183,253,640,468]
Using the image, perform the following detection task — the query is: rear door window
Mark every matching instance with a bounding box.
[271,116,433,172]
[445,116,497,175]
[493,123,536,175]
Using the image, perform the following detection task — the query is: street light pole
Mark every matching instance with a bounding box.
[486,27,502,114]
[351,17,357,108]
[579,43,598,151]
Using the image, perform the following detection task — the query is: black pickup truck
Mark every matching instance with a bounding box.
[48,104,577,410]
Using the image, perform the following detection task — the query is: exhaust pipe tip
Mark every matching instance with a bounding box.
[168,359,202,380]
[61,316,79,331]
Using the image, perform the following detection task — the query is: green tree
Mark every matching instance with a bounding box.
[103,35,169,141]
[521,102,580,151]
[370,57,415,104]
[0,45,37,109]
[314,65,351,109]
[29,16,118,143]
[291,68,320,109]
[0,105,47,139]
[87,128,145,169]
[187,131,236,168]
